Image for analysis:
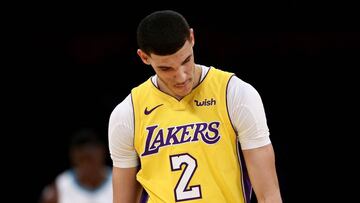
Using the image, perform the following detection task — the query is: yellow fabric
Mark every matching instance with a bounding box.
[132,67,247,203]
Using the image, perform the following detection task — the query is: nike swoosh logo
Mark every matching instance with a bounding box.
[144,104,163,115]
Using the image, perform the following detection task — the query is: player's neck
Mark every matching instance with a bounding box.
[194,64,202,87]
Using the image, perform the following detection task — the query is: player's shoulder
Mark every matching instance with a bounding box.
[109,94,133,122]
[229,74,249,87]
[131,76,153,89]
[208,65,233,73]
[227,74,262,99]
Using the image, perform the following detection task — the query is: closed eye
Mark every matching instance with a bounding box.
[159,67,171,71]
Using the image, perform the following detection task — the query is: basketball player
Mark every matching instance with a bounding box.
[39,128,112,203]
[108,10,282,203]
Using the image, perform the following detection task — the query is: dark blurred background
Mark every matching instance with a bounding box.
[7,2,359,202]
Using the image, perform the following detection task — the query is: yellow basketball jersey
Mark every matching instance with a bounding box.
[131,67,251,203]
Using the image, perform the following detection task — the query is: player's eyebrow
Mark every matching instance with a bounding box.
[156,54,193,70]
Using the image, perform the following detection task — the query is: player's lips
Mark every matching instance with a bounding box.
[175,79,191,88]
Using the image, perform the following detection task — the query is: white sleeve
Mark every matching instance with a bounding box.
[227,76,271,150]
[108,94,139,168]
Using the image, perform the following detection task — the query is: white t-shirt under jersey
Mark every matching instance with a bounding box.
[109,65,271,168]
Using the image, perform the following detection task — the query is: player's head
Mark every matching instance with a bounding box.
[69,128,106,179]
[136,10,197,99]
[137,10,191,56]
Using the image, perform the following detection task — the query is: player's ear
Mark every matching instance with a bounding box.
[190,28,195,47]
[137,49,151,65]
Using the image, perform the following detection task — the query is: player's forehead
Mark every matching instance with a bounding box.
[150,40,193,67]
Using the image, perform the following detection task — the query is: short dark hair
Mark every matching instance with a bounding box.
[137,10,191,56]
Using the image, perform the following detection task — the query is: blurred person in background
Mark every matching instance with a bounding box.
[39,128,112,203]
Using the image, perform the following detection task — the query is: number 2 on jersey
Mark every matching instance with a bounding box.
[170,153,202,202]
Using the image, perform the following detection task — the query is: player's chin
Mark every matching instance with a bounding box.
[175,88,192,98]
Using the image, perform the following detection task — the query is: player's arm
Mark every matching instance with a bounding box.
[227,76,282,202]
[109,94,142,203]
[38,182,57,203]
[113,166,143,203]
[243,144,282,203]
